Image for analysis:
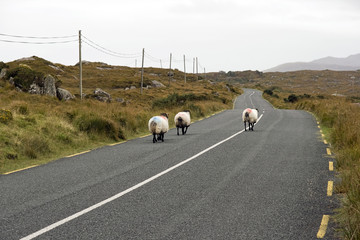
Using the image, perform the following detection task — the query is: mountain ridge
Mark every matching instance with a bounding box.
[264,53,360,72]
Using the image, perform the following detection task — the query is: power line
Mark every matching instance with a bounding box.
[82,39,141,59]
[0,33,78,39]
[82,34,141,58]
[0,38,77,44]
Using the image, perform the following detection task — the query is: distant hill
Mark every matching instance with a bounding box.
[264,53,360,72]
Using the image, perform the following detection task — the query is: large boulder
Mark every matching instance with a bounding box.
[0,68,7,79]
[151,80,165,88]
[43,75,57,97]
[28,83,42,94]
[93,88,111,102]
[57,88,75,101]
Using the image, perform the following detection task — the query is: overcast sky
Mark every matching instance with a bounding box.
[1,0,360,72]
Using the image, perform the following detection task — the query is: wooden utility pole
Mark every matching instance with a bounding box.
[204,68,206,80]
[79,30,82,100]
[193,58,195,74]
[196,57,198,80]
[183,55,186,84]
[160,59,163,69]
[169,53,172,86]
[135,59,137,68]
[140,48,144,94]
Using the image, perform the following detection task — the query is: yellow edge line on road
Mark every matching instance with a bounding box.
[317,215,330,238]
[66,150,91,158]
[326,148,332,155]
[108,140,128,146]
[327,181,333,196]
[3,165,38,175]
[329,162,334,171]
[324,139,328,144]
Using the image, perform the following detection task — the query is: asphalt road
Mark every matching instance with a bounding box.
[0,89,338,239]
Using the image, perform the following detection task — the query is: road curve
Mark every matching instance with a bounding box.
[0,89,337,239]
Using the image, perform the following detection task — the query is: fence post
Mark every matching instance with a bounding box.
[169,53,172,86]
[184,54,186,84]
[79,30,82,100]
[196,57,198,80]
[141,48,144,94]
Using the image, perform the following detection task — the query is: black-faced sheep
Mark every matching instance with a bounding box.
[242,108,258,131]
[174,110,191,135]
[148,113,169,143]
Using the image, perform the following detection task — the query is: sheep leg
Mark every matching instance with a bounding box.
[177,127,179,136]
[182,126,185,135]
[244,121,247,131]
[153,133,157,143]
[161,133,165,142]
[184,126,188,134]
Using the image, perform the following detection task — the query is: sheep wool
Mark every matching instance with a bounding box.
[242,108,258,131]
[148,113,169,143]
[174,111,191,135]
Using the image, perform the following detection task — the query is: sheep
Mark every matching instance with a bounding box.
[174,110,191,135]
[148,113,169,143]
[242,108,258,131]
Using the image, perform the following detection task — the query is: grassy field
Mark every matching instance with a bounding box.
[0,56,241,174]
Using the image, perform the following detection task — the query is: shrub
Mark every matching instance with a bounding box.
[226,84,240,94]
[0,109,13,124]
[5,66,44,91]
[286,94,298,103]
[152,93,210,108]
[0,61,9,71]
[263,89,273,96]
[75,114,125,140]
[187,103,204,117]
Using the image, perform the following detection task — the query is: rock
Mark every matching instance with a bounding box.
[115,98,125,103]
[0,68,7,79]
[9,77,14,86]
[57,88,75,101]
[28,83,42,94]
[43,75,57,97]
[208,80,216,85]
[93,88,111,102]
[16,57,35,62]
[48,65,64,72]
[130,86,136,90]
[151,80,165,88]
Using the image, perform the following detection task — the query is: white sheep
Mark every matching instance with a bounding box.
[148,113,169,143]
[242,108,258,131]
[174,110,191,135]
